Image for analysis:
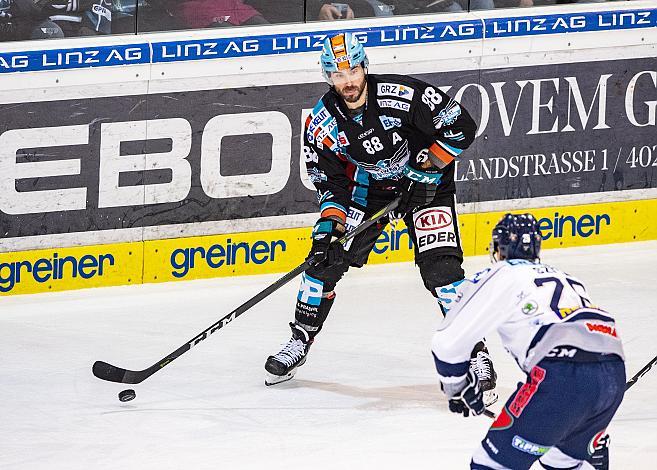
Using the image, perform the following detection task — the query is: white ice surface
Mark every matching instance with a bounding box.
[1,241,656,470]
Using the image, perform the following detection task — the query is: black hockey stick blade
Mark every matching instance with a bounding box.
[92,360,152,384]
[93,360,129,383]
[92,198,400,385]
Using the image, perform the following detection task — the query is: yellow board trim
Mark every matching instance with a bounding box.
[1,199,656,296]
[0,243,142,296]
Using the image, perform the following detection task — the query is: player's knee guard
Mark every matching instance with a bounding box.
[417,255,465,315]
[295,272,337,338]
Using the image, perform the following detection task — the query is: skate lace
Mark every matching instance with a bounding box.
[476,352,492,380]
[273,338,306,367]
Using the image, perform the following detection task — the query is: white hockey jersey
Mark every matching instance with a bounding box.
[432,260,625,382]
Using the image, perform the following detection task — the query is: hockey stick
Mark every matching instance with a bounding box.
[625,354,657,390]
[92,198,401,385]
[483,353,657,420]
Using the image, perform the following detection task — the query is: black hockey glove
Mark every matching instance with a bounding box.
[391,179,438,219]
[446,369,485,417]
[307,217,346,267]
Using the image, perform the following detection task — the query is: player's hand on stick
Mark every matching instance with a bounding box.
[307,218,346,267]
[391,178,437,219]
[445,369,485,417]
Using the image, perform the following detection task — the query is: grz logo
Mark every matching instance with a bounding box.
[377,83,415,100]
[415,209,452,231]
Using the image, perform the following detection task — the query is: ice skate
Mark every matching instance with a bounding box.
[265,323,313,386]
[470,348,498,407]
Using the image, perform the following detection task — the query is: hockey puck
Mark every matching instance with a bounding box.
[118,389,136,402]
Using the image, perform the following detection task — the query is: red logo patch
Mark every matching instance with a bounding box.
[509,366,546,418]
[415,209,452,231]
[586,322,618,338]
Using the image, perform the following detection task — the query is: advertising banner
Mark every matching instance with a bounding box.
[1,57,656,241]
[0,242,142,295]
[3,197,653,294]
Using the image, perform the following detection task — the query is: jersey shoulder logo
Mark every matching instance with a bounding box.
[306,103,330,136]
[306,103,339,151]
[377,82,415,101]
[433,99,462,129]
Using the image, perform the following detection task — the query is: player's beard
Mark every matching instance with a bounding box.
[336,78,367,104]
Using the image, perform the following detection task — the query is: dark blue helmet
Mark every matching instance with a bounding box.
[490,213,542,262]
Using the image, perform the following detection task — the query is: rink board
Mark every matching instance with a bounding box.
[1,2,656,295]
[2,198,655,295]
[1,3,656,253]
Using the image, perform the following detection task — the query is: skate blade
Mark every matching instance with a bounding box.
[483,390,499,407]
[265,371,296,386]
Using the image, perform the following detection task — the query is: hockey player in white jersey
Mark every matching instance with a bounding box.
[432,213,625,470]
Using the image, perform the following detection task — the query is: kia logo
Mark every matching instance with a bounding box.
[416,209,451,231]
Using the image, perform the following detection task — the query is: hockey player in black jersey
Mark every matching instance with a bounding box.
[264,33,496,398]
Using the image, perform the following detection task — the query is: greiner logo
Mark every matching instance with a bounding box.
[537,212,610,240]
[170,238,286,278]
[0,253,115,293]
[415,209,452,231]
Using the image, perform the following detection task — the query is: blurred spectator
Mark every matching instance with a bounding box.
[306,0,374,20]
[245,0,304,24]
[159,0,269,29]
[393,0,498,13]
[115,0,183,33]
[1,0,64,41]
[306,0,498,20]
[135,0,307,33]
[493,0,555,6]
[37,0,112,36]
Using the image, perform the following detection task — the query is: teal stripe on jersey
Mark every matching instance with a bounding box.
[437,139,463,156]
[352,166,369,207]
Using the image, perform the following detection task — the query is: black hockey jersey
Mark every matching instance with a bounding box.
[303,73,476,222]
